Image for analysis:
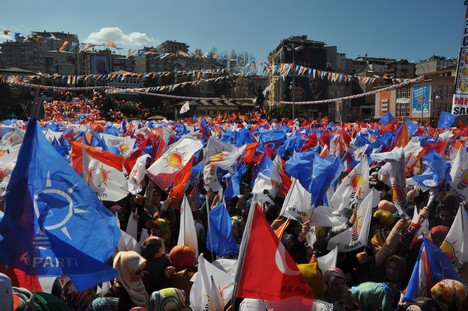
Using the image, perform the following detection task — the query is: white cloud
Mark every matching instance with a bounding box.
[85,27,156,48]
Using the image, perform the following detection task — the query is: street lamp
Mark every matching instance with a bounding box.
[286,43,303,120]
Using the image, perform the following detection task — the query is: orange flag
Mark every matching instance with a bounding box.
[170,158,193,201]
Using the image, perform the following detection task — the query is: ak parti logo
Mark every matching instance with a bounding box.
[350,174,363,192]
[456,170,468,190]
[392,184,406,204]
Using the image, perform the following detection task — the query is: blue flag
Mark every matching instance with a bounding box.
[412,150,451,187]
[405,120,419,136]
[0,119,121,291]
[285,150,316,190]
[309,156,343,206]
[379,112,395,125]
[206,202,240,257]
[437,111,456,129]
[404,235,461,301]
[224,163,247,202]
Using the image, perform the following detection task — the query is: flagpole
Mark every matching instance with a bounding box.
[231,194,256,311]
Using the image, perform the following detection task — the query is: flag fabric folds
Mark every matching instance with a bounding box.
[207,202,240,257]
[0,119,121,291]
[327,189,379,252]
[236,203,314,301]
[146,136,203,191]
[180,101,190,114]
[438,111,456,129]
[449,146,468,201]
[404,235,462,301]
[82,143,129,202]
[177,195,199,256]
[189,253,235,310]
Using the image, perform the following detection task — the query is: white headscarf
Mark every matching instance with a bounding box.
[113,250,148,306]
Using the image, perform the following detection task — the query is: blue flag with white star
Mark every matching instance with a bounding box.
[0,119,121,291]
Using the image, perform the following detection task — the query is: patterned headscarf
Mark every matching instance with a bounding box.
[113,250,148,307]
[431,279,468,310]
[351,282,400,311]
[148,288,187,311]
[52,275,96,310]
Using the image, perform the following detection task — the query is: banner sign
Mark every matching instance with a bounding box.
[411,85,431,118]
[452,7,468,115]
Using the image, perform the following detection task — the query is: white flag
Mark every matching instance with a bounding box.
[83,145,129,202]
[252,173,276,206]
[189,254,234,311]
[280,179,312,223]
[0,145,20,197]
[330,155,369,212]
[177,195,199,256]
[128,154,151,195]
[316,245,338,272]
[440,205,468,268]
[327,189,379,252]
[180,101,190,114]
[203,136,245,173]
[146,136,203,191]
[449,146,468,201]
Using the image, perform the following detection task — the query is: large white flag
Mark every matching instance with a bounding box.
[83,145,129,202]
[371,147,409,215]
[280,179,312,223]
[203,136,245,173]
[146,136,203,191]
[330,155,369,212]
[189,254,234,311]
[327,189,379,252]
[449,146,468,201]
[177,195,199,256]
[440,205,468,268]
[0,145,20,196]
[316,245,338,272]
[128,154,151,195]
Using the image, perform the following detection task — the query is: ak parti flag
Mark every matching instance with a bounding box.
[146,136,203,191]
[0,119,120,291]
[236,203,314,301]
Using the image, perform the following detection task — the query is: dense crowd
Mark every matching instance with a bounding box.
[0,99,468,311]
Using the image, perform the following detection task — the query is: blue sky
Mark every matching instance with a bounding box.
[0,0,465,63]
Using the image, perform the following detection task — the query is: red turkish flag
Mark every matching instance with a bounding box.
[236,204,314,301]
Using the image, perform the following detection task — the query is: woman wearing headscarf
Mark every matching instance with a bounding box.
[431,279,468,311]
[323,268,358,311]
[148,288,189,311]
[351,282,400,311]
[51,275,96,310]
[106,250,149,310]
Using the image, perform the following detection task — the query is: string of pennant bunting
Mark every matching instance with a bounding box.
[280,76,424,105]
[2,76,422,105]
[1,28,407,86]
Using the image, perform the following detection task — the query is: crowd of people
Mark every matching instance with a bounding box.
[0,97,468,311]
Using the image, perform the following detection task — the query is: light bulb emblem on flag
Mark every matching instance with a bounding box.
[458,170,468,189]
[350,174,363,191]
[392,185,406,204]
[86,166,111,187]
[210,152,228,163]
[167,152,184,169]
